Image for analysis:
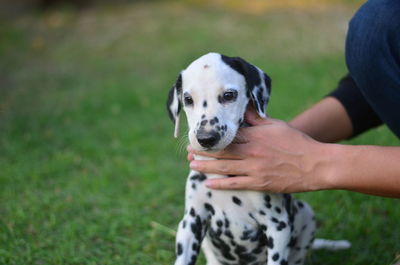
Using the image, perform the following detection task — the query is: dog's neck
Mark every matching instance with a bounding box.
[193,154,216,161]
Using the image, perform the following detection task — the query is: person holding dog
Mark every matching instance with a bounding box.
[188,0,400,198]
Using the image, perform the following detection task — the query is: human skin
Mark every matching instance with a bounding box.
[188,97,400,198]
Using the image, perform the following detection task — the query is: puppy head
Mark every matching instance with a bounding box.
[167,53,271,151]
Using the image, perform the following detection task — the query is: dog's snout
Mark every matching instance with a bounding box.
[197,130,221,148]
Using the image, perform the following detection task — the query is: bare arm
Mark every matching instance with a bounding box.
[288,97,400,197]
[289,97,353,143]
[325,144,400,197]
[289,97,400,197]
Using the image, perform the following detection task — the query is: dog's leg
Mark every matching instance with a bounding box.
[174,209,208,265]
[264,217,291,265]
[259,194,293,265]
[288,201,316,265]
[202,236,222,265]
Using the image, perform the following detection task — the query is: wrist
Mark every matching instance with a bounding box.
[309,142,346,191]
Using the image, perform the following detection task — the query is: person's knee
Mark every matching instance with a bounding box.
[346,0,400,79]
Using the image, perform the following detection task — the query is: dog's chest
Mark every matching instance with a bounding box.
[186,170,288,264]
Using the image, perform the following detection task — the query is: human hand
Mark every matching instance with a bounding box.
[188,106,330,193]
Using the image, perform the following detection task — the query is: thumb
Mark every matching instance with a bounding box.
[245,104,275,126]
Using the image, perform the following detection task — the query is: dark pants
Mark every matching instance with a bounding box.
[346,0,400,138]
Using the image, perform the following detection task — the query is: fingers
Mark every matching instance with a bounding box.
[205,176,265,191]
[187,145,245,160]
[190,159,247,176]
[187,152,194,161]
[244,104,280,126]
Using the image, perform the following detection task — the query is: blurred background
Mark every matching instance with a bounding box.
[1,0,399,264]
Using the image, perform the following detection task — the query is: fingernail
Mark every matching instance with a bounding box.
[189,160,198,169]
[205,179,214,188]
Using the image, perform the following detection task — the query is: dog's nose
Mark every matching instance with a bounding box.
[197,130,221,148]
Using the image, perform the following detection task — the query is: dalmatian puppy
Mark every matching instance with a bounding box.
[167,53,350,265]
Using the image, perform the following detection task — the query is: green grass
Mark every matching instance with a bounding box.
[0,1,399,265]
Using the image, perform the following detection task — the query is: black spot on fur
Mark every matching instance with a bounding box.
[190,208,196,217]
[192,242,199,252]
[241,229,253,241]
[189,254,197,265]
[275,207,282,214]
[224,218,230,228]
[264,195,272,208]
[190,215,203,242]
[224,230,234,239]
[207,191,212,198]
[204,203,215,215]
[200,120,208,126]
[266,236,274,249]
[210,117,219,125]
[239,252,256,263]
[280,259,288,265]
[283,194,295,224]
[272,253,280,261]
[203,100,207,108]
[190,173,207,182]
[177,243,183,256]
[288,236,297,248]
[234,245,247,254]
[252,246,263,254]
[232,196,242,206]
[209,228,235,261]
[277,221,287,231]
[222,212,230,229]
[259,210,266,215]
[234,245,257,263]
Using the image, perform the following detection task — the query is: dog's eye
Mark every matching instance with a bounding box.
[184,95,194,106]
[222,90,238,102]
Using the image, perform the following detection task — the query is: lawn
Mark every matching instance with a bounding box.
[0,1,399,265]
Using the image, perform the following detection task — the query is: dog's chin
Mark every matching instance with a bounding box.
[190,144,224,153]
[190,139,233,153]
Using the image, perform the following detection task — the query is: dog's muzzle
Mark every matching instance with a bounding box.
[196,129,221,148]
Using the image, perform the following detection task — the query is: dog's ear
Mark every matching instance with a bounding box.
[166,73,183,138]
[221,55,271,117]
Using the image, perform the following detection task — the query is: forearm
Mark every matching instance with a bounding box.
[289,97,353,143]
[318,143,400,198]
